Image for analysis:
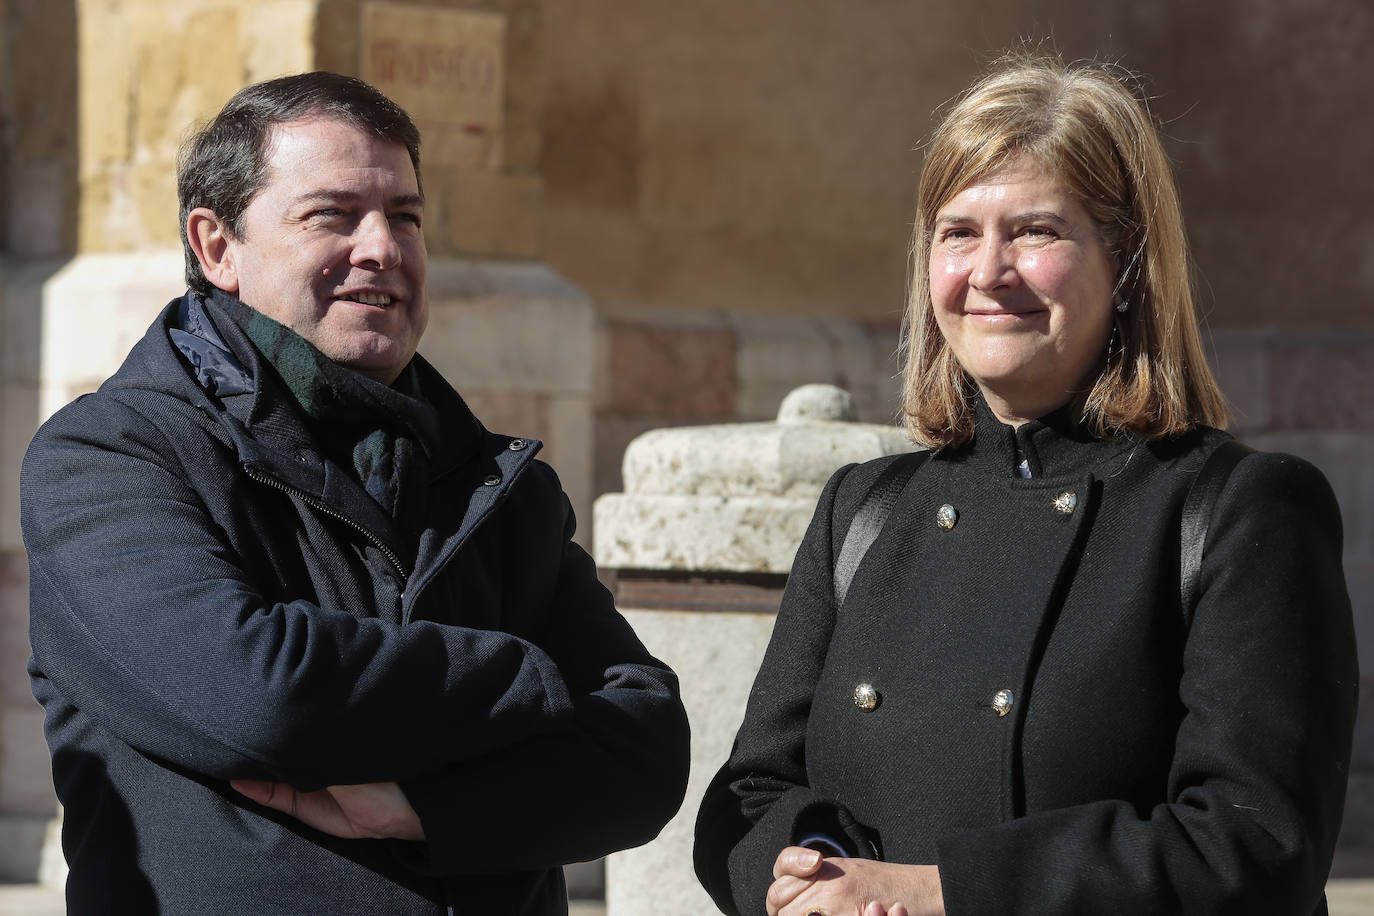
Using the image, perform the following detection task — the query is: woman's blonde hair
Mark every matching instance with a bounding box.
[902,53,1229,447]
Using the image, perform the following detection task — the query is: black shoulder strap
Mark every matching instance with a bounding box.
[833,450,930,607]
[1180,438,1254,624]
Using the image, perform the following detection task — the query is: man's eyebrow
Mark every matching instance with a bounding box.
[292,189,424,207]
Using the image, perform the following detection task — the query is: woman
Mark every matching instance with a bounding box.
[693,54,1357,916]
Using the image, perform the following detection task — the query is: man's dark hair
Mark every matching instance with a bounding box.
[176,71,422,295]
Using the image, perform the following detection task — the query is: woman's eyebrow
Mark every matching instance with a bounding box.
[934,210,1071,227]
[1013,210,1070,227]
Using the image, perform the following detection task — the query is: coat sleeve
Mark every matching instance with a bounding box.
[22,394,580,789]
[692,462,885,916]
[394,482,691,874]
[934,451,1359,916]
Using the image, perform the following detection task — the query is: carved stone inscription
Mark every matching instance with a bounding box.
[361,2,505,168]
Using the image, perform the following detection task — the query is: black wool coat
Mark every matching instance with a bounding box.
[695,399,1357,916]
[23,292,690,915]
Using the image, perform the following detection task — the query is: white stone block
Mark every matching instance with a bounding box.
[39,252,184,420]
[607,607,776,916]
[424,259,595,394]
[618,420,912,499]
[595,493,815,574]
[596,386,914,573]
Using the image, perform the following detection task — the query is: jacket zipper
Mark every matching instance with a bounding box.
[398,448,540,622]
[242,464,410,585]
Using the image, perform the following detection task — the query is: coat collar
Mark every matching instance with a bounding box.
[110,291,547,593]
[942,393,1143,481]
[168,289,486,480]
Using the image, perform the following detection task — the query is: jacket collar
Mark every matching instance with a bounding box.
[168,289,486,479]
[943,392,1142,480]
[103,290,547,601]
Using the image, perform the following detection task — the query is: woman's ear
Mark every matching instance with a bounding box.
[186,208,239,293]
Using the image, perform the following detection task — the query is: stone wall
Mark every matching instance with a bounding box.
[0,0,1370,889]
[76,0,316,254]
[318,0,545,260]
[540,1,1372,328]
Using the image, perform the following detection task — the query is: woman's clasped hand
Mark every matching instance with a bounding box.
[766,847,939,916]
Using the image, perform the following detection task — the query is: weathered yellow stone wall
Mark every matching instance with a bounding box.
[76,0,317,254]
[317,0,543,258]
[73,0,542,260]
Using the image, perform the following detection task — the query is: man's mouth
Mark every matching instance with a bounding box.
[338,293,393,306]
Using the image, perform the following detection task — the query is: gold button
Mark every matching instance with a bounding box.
[853,683,880,711]
[992,688,1014,717]
[936,504,958,531]
[1053,491,1077,515]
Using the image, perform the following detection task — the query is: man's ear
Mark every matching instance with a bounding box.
[186,208,239,294]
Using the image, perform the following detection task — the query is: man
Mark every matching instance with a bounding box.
[21,72,690,915]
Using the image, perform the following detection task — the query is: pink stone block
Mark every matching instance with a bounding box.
[0,551,33,707]
[461,390,551,444]
[1268,340,1374,432]
[1,704,56,816]
[605,322,736,420]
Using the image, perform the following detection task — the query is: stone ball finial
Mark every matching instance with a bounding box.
[776,384,855,424]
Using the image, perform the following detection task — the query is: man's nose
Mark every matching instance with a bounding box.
[969,238,1018,292]
[351,212,402,270]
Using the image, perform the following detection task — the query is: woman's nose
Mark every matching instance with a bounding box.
[969,239,1018,292]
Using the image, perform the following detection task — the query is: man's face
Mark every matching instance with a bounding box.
[221,116,428,384]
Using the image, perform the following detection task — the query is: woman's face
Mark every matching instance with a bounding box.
[928,156,1117,425]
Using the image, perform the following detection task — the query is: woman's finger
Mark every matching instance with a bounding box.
[766,874,818,914]
[772,845,824,879]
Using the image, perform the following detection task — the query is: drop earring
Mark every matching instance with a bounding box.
[1113,292,1128,313]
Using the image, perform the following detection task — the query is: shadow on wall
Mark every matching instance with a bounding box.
[2,0,79,259]
[0,0,78,886]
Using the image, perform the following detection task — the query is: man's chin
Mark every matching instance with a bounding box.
[329,341,415,385]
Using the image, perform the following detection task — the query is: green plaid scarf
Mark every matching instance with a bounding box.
[222,298,440,535]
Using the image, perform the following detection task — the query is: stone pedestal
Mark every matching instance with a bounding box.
[594,385,913,916]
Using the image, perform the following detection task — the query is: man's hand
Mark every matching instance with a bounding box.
[766,846,941,916]
[231,779,426,842]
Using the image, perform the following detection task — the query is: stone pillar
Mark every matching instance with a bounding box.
[595,384,914,915]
